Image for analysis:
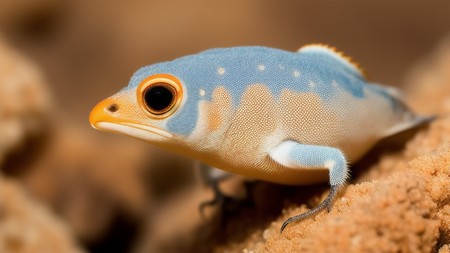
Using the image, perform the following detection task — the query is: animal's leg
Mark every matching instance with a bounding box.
[270,140,349,233]
[197,163,254,217]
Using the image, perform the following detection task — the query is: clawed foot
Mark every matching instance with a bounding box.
[280,185,340,233]
[199,180,255,218]
[199,182,226,217]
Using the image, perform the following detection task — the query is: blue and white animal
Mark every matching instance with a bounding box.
[89,44,427,232]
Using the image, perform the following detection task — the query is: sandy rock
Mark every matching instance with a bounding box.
[0,177,85,253]
[0,33,192,249]
[440,245,450,253]
[0,37,50,165]
[17,124,152,243]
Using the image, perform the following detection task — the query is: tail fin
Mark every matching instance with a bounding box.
[381,115,435,138]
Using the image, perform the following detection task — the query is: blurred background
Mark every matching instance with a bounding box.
[0,1,449,252]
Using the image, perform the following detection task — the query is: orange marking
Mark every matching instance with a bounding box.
[208,109,222,131]
[206,87,232,132]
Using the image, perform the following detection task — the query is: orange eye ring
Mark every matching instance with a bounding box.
[137,74,183,119]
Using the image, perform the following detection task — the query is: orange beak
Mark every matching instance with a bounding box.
[89,97,119,129]
[89,96,173,139]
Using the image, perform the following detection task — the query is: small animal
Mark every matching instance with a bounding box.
[89,44,427,232]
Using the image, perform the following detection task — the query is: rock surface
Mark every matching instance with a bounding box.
[0,37,50,165]
[0,178,85,253]
[0,38,84,253]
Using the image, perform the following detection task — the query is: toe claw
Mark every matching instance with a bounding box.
[280,185,341,233]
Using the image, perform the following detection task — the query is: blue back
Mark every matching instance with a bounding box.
[125,46,382,135]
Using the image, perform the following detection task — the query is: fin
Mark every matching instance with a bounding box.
[298,43,368,79]
[382,115,435,138]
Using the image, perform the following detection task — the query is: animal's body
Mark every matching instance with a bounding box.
[90,45,426,232]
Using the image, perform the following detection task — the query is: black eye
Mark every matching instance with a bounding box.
[143,83,176,114]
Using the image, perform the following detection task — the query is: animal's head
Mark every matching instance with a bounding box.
[89,50,237,152]
[90,73,179,142]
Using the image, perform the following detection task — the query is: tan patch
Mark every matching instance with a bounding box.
[214,84,331,184]
[206,87,233,132]
[279,90,341,146]
[188,86,233,148]
[208,110,221,131]
[223,84,278,158]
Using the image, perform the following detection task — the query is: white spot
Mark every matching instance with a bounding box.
[199,89,205,96]
[332,80,339,87]
[293,70,300,78]
[278,64,285,70]
[309,81,316,88]
[324,160,336,169]
[257,64,266,71]
[217,67,225,75]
